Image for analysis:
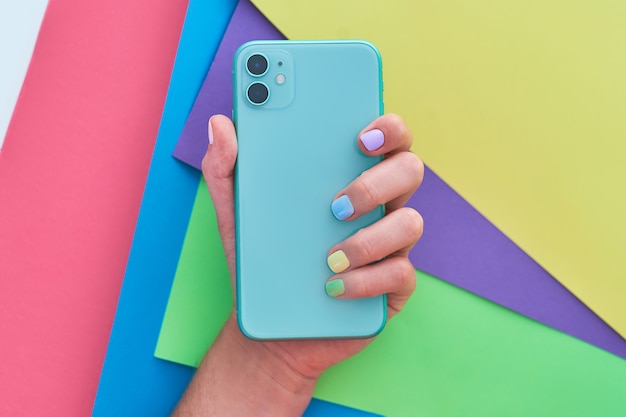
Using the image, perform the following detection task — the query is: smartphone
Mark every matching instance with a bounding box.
[233,40,385,340]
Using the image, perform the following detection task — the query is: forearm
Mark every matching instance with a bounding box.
[171,314,318,417]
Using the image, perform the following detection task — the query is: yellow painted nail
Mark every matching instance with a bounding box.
[327,250,350,273]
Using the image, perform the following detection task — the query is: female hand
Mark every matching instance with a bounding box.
[172,114,424,417]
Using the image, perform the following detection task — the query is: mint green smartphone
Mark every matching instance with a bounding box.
[233,40,385,340]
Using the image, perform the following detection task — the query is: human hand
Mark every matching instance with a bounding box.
[172,114,423,417]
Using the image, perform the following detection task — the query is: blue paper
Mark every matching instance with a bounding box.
[303,400,382,417]
[91,1,235,414]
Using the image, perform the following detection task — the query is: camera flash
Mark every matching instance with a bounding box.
[275,73,286,85]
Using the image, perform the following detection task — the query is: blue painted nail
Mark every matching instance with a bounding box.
[360,129,384,151]
[331,195,354,221]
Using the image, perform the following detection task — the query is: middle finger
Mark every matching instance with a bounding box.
[326,207,423,274]
[331,151,424,221]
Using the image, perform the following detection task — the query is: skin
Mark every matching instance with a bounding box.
[171,114,424,417]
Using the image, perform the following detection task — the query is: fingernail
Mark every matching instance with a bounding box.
[325,279,345,297]
[360,129,384,151]
[208,119,214,145]
[331,195,354,221]
[327,250,350,273]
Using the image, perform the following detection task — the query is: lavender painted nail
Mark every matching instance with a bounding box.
[360,129,384,151]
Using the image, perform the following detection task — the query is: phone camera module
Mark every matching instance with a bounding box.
[246,54,268,76]
[247,82,269,105]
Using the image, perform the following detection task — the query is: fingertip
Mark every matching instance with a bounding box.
[327,249,350,273]
[208,114,235,140]
[202,114,238,181]
[359,128,385,152]
[325,279,345,298]
[331,195,355,221]
[207,114,237,150]
[358,113,413,155]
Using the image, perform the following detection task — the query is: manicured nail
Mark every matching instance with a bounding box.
[360,129,384,151]
[208,119,214,145]
[325,279,345,298]
[331,195,354,221]
[327,250,350,273]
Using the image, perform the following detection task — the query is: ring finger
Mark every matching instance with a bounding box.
[326,207,423,274]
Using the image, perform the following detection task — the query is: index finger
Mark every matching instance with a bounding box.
[357,113,413,156]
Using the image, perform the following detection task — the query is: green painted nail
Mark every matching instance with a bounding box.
[325,279,345,298]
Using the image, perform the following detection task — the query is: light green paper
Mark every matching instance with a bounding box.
[154,179,232,367]
[157,182,626,416]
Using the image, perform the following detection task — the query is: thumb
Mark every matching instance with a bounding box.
[202,114,238,279]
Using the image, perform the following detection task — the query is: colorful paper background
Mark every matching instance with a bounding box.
[3,0,625,415]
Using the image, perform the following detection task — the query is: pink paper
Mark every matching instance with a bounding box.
[0,1,188,415]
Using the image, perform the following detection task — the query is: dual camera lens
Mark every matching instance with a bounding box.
[246,54,269,105]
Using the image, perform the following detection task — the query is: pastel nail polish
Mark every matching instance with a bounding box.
[325,279,345,297]
[327,250,350,273]
[331,195,354,221]
[360,129,384,151]
[208,119,214,145]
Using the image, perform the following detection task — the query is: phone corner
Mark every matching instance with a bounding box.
[356,39,381,56]
[236,312,261,341]
[369,296,388,338]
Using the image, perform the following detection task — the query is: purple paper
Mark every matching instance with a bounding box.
[172,0,626,358]
[409,168,626,358]
[172,0,284,167]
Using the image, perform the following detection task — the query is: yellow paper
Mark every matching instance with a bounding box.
[251,0,626,338]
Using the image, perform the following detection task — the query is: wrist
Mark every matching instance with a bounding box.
[223,314,319,400]
[172,314,318,417]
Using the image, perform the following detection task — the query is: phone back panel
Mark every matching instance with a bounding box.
[233,40,385,339]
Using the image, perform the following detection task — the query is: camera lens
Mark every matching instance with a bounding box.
[247,82,269,105]
[246,54,268,76]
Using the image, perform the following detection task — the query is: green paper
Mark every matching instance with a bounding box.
[154,179,232,366]
[157,183,626,415]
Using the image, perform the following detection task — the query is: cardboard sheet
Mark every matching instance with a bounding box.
[0,1,188,415]
[0,1,48,150]
[249,0,626,339]
[155,182,626,416]
[169,0,626,359]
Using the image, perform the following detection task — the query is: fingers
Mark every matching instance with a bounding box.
[202,114,238,276]
[326,114,423,318]
[325,208,422,317]
[325,256,417,318]
[331,152,423,220]
[331,113,424,221]
[357,113,413,156]
[326,207,423,274]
